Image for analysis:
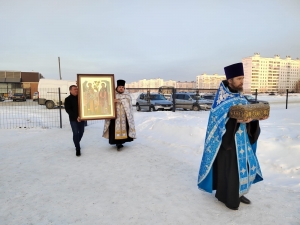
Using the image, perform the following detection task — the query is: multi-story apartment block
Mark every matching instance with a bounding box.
[176,81,196,89]
[127,79,195,89]
[127,78,164,88]
[126,81,139,88]
[163,80,176,87]
[196,73,226,89]
[148,78,164,88]
[242,53,300,93]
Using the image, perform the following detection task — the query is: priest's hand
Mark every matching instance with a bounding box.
[237,118,252,123]
[114,99,120,103]
[77,117,81,122]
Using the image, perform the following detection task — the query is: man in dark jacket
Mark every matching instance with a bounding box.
[65,85,85,156]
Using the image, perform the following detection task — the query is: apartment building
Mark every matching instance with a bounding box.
[196,73,226,89]
[242,53,300,93]
[163,80,176,87]
[127,78,162,88]
[126,81,139,88]
[176,81,196,89]
[127,78,175,88]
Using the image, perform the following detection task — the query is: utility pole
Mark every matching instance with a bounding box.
[58,57,62,80]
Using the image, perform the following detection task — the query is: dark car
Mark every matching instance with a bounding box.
[201,94,216,101]
[244,94,268,104]
[12,93,26,102]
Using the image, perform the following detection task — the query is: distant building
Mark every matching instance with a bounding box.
[176,81,196,89]
[0,71,43,98]
[21,72,43,98]
[127,78,164,88]
[196,73,226,89]
[163,80,176,87]
[126,81,139,88]
[242,53,300,93]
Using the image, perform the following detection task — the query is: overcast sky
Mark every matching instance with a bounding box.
[1,0,299,83]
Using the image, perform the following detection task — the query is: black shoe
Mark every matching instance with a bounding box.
[225,204,238,210]
[76,148,81,157]
[116,144,124,151]
[240,196,251,204]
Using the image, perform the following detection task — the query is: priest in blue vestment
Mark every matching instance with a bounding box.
[197,62,268,210]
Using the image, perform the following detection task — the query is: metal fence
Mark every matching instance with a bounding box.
[0,88,101,129]
[2,86,294,129]
[127,87,297,111]
[0,97,61,129]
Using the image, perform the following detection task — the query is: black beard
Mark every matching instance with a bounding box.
[229,84,243,92]
[235,87,243,92]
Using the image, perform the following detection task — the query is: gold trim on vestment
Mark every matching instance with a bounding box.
[115,103,128,139]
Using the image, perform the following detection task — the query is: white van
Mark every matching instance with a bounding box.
[38,79,76,109]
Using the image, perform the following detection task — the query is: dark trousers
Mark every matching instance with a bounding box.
[70,121,85,150]
[108,119,133,145]
[214,148,240,208]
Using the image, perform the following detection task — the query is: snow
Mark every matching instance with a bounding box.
[0,98,300,224]
[254,93,300,104]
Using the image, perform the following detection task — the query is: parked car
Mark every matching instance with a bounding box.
[169,92,212,111]
[200,94,216,102]
[163,93,172,100]
[12,93,26,101]
[33,92,39,101]
[244,94,269,104]
[136,93,173,111]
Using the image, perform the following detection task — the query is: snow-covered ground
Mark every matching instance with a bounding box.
[0,100,299,224]
[254,93,300,104]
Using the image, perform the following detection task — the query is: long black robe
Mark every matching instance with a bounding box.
[108,118,133,145]
[213,83,260,208]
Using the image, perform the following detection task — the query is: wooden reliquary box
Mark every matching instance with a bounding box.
[229,103,270,121]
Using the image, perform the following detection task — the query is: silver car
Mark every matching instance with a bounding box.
[200,94,215,103]
[169,92,212,111]
[136,93,173,112]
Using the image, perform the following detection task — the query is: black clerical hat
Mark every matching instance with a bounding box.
[117,79,126,87]
[224,63,244,80]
